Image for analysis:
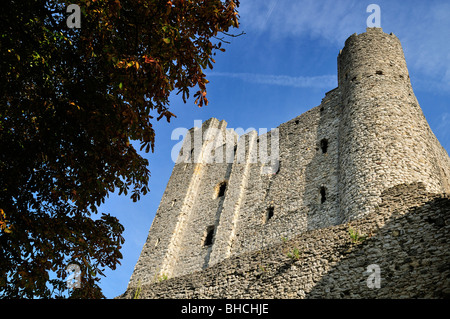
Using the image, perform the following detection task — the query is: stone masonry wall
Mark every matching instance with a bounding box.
[121,183,450,299]
[337,28,450,222]
[128,119,240,284]
[126,28,450,291]
[227,87,342,259]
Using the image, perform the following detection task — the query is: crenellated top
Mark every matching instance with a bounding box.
[337,27,408,88]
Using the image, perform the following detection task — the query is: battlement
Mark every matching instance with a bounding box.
[338,28,408,88]
[126,28,450,290]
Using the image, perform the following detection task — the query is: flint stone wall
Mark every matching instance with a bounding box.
[126,28,450,291]
[121,183,450,299]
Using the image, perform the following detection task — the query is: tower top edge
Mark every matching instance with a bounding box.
[339,27,399,56]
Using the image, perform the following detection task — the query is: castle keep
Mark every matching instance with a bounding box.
[124,28,450,297]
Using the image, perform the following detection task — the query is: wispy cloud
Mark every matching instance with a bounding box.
[393,1,450,92]
[238,0,360,44]
[237,0,450,94]
[436,113,450,136]
[208,72,336,89]
[434,112,450,151]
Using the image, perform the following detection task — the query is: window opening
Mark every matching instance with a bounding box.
[266,206,274,222]
[217,182,227,198]
[320,139,328,154]
[320,187,327,204]
[203,226,215,247]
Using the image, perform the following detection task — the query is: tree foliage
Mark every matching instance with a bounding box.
[0,0,239,298]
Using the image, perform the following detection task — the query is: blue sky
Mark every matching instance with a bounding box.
[98,0,450,298]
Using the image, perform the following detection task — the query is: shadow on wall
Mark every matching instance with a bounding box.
[305,191,450,298]
[203,167,232,270]
[244,186,450,298]
[120,184,450,299]
[301,98,341,230]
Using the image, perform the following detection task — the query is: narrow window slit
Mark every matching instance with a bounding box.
[320,187,327,204]
[217,182,227,197]
[320,139,328,154]
[265,206,274,223]
[203,226,215,247]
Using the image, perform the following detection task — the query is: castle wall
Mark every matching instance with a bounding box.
[128,118,239,285]
[337,28,450,221]
[226,88,342,258]
[207,130,258,266]
[127,28,450,290]
[127,146,198,285]
[121,184,450,299]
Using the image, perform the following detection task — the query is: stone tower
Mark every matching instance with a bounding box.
[126,28,450,290]
[337,28,450,221]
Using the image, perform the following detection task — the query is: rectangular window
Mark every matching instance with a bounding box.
[320,139,328,154]
[320,187,327,204]
[265,206,274,223]
[203,226,215,247]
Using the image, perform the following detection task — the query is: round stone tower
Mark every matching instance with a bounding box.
[337,27,449,222]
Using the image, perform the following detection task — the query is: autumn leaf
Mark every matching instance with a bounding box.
[0,0,240,299]
[143,56,156,64]
[0,209,12,234]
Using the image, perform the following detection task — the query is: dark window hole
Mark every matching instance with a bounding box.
[266,207,274,222]
[203,226,215,246]
[217,182,227,197]
[320,139,328,154]
[320,187,326,204]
